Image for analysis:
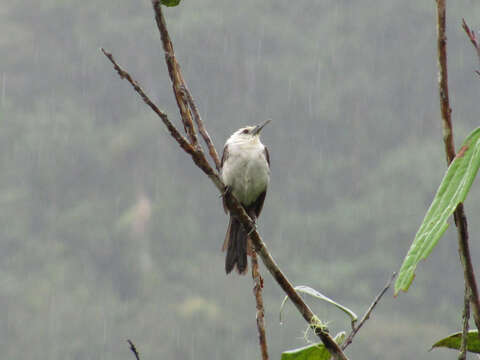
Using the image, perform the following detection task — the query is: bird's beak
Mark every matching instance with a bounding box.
[252,119,271,135]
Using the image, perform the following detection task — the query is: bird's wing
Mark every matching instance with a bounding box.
[250,146,270,217]
[221,144,230,214]
[221,143,229,168]
[251,190,267,218]
[264,146,270,167]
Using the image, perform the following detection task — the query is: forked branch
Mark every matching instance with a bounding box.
[342,273,396,350]
[103,3,349,359]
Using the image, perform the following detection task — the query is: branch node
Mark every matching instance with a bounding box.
[342,272,396,350]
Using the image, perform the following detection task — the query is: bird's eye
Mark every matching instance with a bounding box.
[242,129,249,134]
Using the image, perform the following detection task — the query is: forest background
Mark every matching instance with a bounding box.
[1,1,480,359]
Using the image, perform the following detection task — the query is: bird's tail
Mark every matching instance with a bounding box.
[223,215,250,274]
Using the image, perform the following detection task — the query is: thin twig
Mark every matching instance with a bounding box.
[251,251,269,360]
[181,85,222,171]
[342,272,396,350]
[101,48,223,191]
[151,0,198,147]
[459,284,470,360]
[127,340,140,360]
[435,0,480,333]
[101,48,193,156]
[462,19,480,76]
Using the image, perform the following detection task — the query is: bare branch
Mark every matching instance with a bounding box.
[251,252,269,360]
[127,340,140,360]
[103,5,349,359]
[101,49,192,154]
[435,0,480,333]
[462,19,480,73]
[342,273,396,350]
[151,0,198,147]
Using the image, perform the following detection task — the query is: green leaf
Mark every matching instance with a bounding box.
[161,0,181,6]
[281,332,346,360]
[431,330,480,353]
[279,286,357,324]
[395,127,480,295]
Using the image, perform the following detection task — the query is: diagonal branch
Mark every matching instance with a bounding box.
[103,4,349,358]
[101,48,222,191]
[223,196,348,360]
[151,3,346,358]
[342,273,396,350]
[101,48,194,157]
[101,47,348,360]
[435,0,480,333]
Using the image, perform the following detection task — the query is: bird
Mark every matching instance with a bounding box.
[221,119,271,274]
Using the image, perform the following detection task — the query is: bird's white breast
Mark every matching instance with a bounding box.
[221,140,270,206]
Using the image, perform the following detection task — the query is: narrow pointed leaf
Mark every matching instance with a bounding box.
[431,330,480,353]
[395,127,480,295]
[280,286,357,324]
[281,332,346,360]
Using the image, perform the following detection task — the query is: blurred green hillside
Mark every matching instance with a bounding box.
[1,1,480,359]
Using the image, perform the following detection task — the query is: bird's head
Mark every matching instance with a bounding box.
[230,119,271,143]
